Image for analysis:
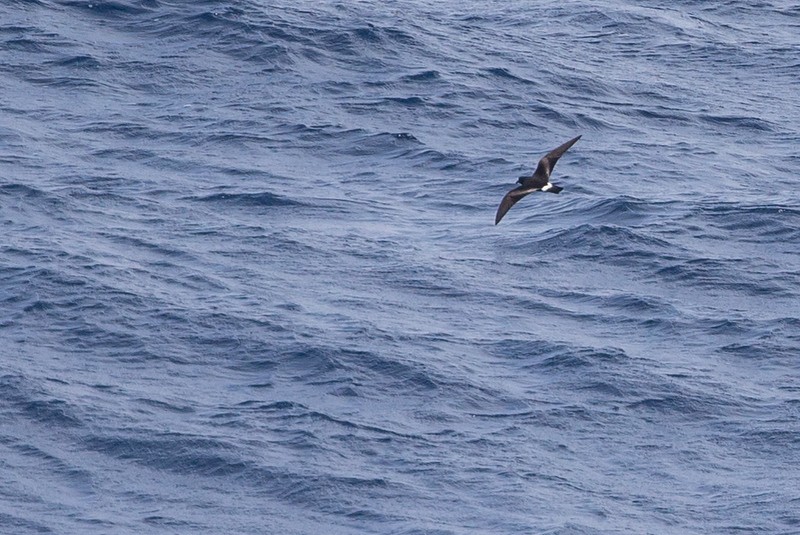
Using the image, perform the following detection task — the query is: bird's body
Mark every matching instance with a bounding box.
[495,135,581,224]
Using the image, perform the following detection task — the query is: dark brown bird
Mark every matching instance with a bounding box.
[495,135,581,225]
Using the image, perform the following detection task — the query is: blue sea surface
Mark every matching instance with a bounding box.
[2,1,799,533]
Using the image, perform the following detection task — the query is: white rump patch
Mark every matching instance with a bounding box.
[541,183,554,191]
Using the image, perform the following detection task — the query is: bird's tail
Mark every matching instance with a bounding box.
[544,184,563,194]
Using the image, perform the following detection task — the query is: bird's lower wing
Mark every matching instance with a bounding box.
[495,187,534,225]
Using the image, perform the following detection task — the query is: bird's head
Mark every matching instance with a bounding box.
[516,176,527,185]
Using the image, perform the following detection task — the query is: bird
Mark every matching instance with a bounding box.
[494,135,581,225]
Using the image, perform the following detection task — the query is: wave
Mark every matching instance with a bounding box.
[59,0,151,18]
[188,191,301,208]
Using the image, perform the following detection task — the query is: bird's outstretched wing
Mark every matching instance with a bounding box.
[531,135,582,182]
[495,186,536,225]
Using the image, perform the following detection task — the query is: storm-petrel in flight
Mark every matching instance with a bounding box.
[495,135,581,225]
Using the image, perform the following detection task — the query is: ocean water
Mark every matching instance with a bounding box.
[1,1,799,533]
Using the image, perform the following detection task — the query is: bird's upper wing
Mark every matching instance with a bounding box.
[531,135,582,182]
[495,186,535,225]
